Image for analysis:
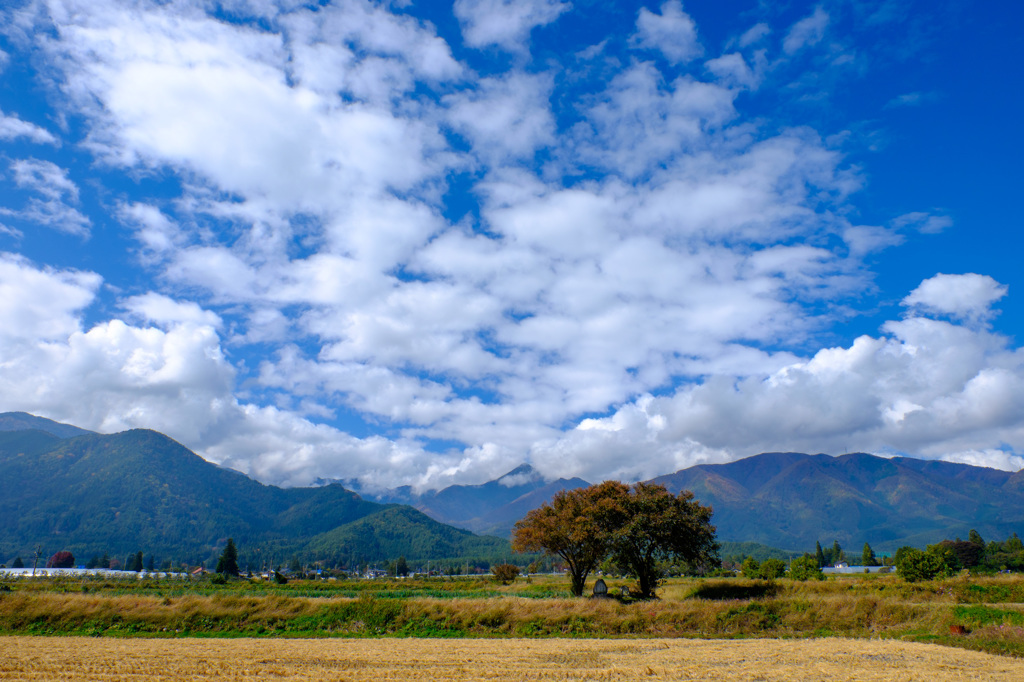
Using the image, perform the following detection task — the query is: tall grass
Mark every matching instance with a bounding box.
[1,573,1023,657]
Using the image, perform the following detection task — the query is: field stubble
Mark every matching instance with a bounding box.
[4,635,1024,681]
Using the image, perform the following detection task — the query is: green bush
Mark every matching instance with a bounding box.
[789,555,824,581]
[895,547,948,582]
[759,558,786,580]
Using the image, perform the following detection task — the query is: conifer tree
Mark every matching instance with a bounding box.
[216,538,240,577]
[861,542,876,567]
[815,541,825,568]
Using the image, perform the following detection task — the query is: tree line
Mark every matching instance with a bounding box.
[511,481,719,599]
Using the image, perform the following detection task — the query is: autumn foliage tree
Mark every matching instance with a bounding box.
[46,551,75,569]
[605,484,719,599]
[512,481,718,599]
[512,481,627,596]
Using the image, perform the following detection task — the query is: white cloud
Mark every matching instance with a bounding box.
[0,109,58,144]
[892,211,952,234]
[532,299,1024,482]
[1,158,90,235]
[444,72,556,163]
[738,22,770,48]
[454,0,571,51]
[122,292,223,329]
[705,52,759,89]
[2,0,1018,492]
[783,6,829,55]
[902,273,1008,324]
[0,253,100,345]
[631,1,702,64]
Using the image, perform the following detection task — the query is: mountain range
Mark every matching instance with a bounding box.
[0,413,508,568]
[367,454,1024,553]
[3,411,1023,567]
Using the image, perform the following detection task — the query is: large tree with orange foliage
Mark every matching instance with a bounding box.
[512,481,718,599]
[512,481,628,596]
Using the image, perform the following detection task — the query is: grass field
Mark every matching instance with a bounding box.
[2,572,1024,661]
[3,635,1024,680]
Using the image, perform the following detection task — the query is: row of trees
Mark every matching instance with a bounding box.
[511,482,719,599]
[894,531,1024,581]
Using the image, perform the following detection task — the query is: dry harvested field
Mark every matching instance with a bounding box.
[2,636,1024,681]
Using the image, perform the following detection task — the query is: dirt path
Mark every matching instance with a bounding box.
[2,636,1021,680]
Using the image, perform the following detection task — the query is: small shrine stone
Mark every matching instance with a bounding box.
[592,578,608,597]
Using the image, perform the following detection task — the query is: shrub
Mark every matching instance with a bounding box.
[492,564,520,585]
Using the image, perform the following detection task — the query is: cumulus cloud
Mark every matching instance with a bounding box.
[902,273,1008,325]
[454,0,570,51]
[0,0,1018,491]
[631,1,702,64]
[0,253,100,345]
[532,301,1024,482]
[122,292,223,329]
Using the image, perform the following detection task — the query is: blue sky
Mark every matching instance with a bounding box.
[1,0,1022,490]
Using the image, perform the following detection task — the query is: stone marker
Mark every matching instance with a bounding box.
[593,578,608,598]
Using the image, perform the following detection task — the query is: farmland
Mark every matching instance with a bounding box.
[2,573,1024,657]
[5,635,1024,680]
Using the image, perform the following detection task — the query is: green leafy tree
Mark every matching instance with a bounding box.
[741,557,760,578]
[395,555,409,577]
[759,557,786,580]
[969,529,985,548]
[145,555,155,572]
[216,538,240,577]
[895,546,948,582]
[606,483,719,599]
[831,540,843,565]
[861,542,877,567]
[513,481,628,596]
[789,554,824,581]
[815,541,825,568]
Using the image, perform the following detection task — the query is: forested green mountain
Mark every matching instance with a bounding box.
[5,412,1022,566]
[0,419,509,568]
[650,452,1024,552]
[0,412,93,438]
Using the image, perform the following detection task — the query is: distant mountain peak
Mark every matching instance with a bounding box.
[496,463,540,487]
[0,412,94,439]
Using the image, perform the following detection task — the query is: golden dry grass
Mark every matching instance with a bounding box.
[2,636,1023,680]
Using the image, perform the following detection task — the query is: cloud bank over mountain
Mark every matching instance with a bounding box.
[0,0,1020,490]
